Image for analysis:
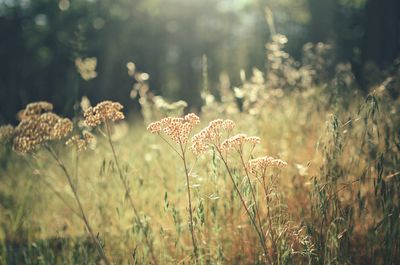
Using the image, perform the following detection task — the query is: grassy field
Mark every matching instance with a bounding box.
[0,37,399,265]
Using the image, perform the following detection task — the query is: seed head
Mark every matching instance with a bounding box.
[66,135,86,151]
[51,118,73,139]
[190,119,235,155]
[147,121,162,134]
[147,113,200,145]
[222,119,235,131]
[246,136,261,145]
[82,130,95,142]
[184,113,200,125]
[18,101,53,120]
[190,134,209,155]
[66,131,95,151]
[248,155,287,175]
[84,101,125,127]
[219,134,245,152]
[13,112,73,153]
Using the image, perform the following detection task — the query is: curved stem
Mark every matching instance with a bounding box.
[158,133,183,159]
[45,145,112,265]
[39,174,82,218]
[104,121,158,265]
[179,141,199,265]
[23,157,81,218]
[238,152,270,259]
[261,175,278,262]
[215,147,270,264]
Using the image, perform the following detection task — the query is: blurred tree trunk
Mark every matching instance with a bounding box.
[362,0,400,68]
[308,0,336,43]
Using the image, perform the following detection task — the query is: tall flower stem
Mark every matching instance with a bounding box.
[261,175,278,261]
[238,153,271,258]
[179,141,199,265]
[104,121,158,265]
[45,145,112,265]
[215,147,271,264]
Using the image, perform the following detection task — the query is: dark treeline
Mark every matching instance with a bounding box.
[0,0,399,123]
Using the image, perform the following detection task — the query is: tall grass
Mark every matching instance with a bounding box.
[0,34,399,264]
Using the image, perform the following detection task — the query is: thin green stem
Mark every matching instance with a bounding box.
[158,133,183,159]
[104,121,158,265]
[261,175,278,262]
[45,145,112,265]
[238,151,270,258]
[39,174,82,218]
[23,157,81,218]
[74,146,79,191]
[215,147,270,264]
[179,140,199,265]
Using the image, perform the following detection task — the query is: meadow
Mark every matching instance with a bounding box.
[0,35,399,265]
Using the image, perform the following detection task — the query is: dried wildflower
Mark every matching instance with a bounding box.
[84,101,125,127]
[18,101,53,120]
[190,135,209,155]
[227,134,247,148]
[148,113,201,262]
[222,119,235,131]
[13,111,73,153]
[75,57,97,81]
[219,134,260,152]
[83,130,95,142]
[0,125,14,143]
[51,118,73,139]
[185,113,200,125]
[147,121,162,134]
[66,131,95,151]
[66,135,86,151]
[191,120,261,155]
[248,155,287,175]
[162,118,189,144]
[246,136,261,145]
[220,139,231,152]
[147,113,200,145]
[219,134,246,152]
[190,119,227,155]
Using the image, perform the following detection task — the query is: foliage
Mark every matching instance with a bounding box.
[0,33,400,265]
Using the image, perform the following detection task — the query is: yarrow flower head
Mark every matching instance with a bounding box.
[247,155,287,175]
[220,134,260,152]
[190,117,261,155]
[147,113,200,145]
[184,113,200,125]
[246,136,261,145]
[17,101,53,121]
[51,117,74,139]
[190,119,239,155]
[66,131,96,151]
[147,121,162,134]
[84,101,125,127]
[222,119,235,131]
[12,104,73,153]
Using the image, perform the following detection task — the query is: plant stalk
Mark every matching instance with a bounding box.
[239,153,269,253]
[179,142,199,265]
[216,147,271,264]
[104,121,158,265]
[45,145,112,265]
